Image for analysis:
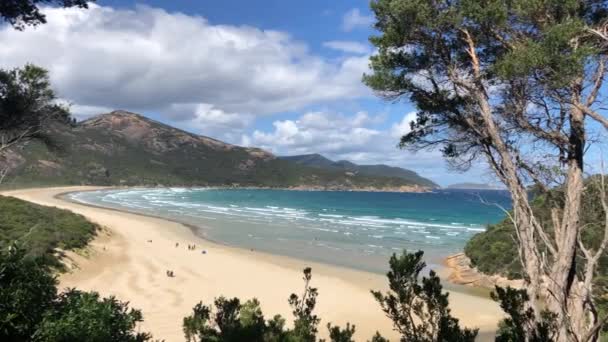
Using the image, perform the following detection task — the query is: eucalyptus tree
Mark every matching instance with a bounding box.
[0,64,72,183]
[364,0,608,340]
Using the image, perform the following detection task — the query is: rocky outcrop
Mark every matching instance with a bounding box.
[444,253,523,289]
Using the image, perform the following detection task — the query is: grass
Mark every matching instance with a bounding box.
[0,195,99,269]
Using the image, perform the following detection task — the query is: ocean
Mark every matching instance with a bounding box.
[68,188,511,274]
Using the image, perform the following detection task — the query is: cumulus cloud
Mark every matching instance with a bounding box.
[342,8,373,32]
[240,109,492,185]
[390,112,417,138]
[69,103,114,120]
[165,103,254,142]
[323,40,370,54]
[243,111,383,156]
[0,4,370,124]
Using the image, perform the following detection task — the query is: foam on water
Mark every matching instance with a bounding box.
[67,187,510,274]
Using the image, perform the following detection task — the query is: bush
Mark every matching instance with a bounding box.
[0,195,98,269]
[0,244,152,341]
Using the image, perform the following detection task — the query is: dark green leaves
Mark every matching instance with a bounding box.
[371,250,478,342]
[0,0,91,30]
[0,244,151,341]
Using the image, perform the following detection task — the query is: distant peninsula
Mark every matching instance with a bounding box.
[447,182,505,190]
[280,153,438,188]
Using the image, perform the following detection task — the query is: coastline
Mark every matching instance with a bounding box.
[444,253,523,289]
[1,186,504,341]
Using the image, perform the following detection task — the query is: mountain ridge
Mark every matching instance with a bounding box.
[2,110,433,192]
[280,153,438,188]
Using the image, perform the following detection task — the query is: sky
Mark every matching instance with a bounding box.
[0,0,501,186]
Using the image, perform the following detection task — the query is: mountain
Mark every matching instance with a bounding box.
[2,111,432,191]
[280,154,438,188]
[447,182,504,190]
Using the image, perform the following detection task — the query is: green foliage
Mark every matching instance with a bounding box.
[0,195,98,269]
[465,177,608,289]
[183,268,354,342]
[491,287,557,342]
[35,289,150,342]
[363,0,607,169]
[0,244,151,341]
[0,244,57,341]
[464,221,522,279]
[0,64,72,151]
[288,267,320,342]
[325,322,355,342]
[368,332,389,342]
[371,250,478,342]
[0,0,91,30]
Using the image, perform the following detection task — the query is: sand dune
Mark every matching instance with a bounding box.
[2,187,504,341]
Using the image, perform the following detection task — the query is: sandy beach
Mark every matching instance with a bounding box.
[2,186,504,341]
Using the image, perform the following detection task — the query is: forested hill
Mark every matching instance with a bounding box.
[464,177,607,305]
[280,154,438,188]
[2,111,433,191]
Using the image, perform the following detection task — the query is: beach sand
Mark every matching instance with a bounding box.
[2,186,504,341]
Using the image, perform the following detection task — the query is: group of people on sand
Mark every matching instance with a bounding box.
[157,241,207,278]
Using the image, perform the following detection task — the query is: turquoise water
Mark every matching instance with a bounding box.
[69,188,511,274]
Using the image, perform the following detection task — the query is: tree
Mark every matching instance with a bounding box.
[34,289,151,342]
[0,244,57,341]
[183,268,353,342]
[325,322,355,342]
[0,244,152,341]
[364,1,608,340]
[288,267,321,342]
[491,286,558,342]
[371,250,477,342]
[0,64,71,184]
[0,0,90,30]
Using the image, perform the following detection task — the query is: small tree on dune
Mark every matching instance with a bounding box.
[371,250,477,342]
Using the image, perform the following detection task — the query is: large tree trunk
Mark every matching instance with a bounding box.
[547,103,587,341]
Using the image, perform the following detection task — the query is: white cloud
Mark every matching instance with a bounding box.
[69,103,114,120]
[323,40,370,54]
[240,109,491,185]
[243,111,383,156]
[167,103,254,143]
[0,4,370,122]
[390,112,417,138]
[342,8,373,32]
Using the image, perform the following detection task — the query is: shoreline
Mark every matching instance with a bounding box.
[1,183,433,194]
[1,186,504,341]
[444,253,523,290]
[61,188,496,297]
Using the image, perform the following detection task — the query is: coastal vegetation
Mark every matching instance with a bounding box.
[0,244,150,342]
[0,195,98,269]
[364,0,608,340]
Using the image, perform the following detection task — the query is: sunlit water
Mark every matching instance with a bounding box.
[68,188,511,274]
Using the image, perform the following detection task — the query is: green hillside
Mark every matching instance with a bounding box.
[0,195,98,269]
[280,153,438,188]
[464,177,608,321]
[2,111,431,190]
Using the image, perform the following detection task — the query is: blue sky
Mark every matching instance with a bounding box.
[0,1,500,186]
